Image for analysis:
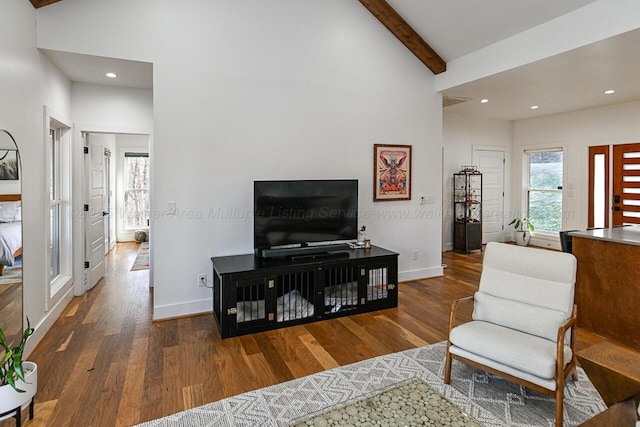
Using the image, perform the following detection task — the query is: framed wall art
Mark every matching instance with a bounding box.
[0,149,19,180]
[373,144,411,202]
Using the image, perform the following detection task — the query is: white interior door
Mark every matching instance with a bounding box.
[474,149,505,244]
[85,134,106,290]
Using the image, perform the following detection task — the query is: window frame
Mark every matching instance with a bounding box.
[523,147,565,236]
[49,127,62,283]
[46,107,73,310]
[123,151,150,231]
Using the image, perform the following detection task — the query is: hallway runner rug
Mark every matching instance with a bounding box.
[135,341,605,427]
[130,242,149,271]
[0,255,21,285]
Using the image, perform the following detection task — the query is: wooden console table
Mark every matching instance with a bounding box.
[576,341,640,426]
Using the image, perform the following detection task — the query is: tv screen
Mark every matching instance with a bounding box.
[254,180,358,250]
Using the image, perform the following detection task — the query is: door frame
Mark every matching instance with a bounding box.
[104,148,112,254]
[72,123,153,297]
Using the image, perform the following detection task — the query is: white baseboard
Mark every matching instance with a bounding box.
[153,298,212,321]
[399,266,443,282]
[443,243,454,252]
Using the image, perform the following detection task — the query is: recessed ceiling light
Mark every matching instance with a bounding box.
[530,105,539,110]
[480,98,489,104]
[604,89,615,95]
[105,72,117,79]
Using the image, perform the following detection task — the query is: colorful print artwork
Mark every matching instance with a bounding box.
[374,144,411,201]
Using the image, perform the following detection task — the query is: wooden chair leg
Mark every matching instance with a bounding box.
[444,348,452,384]
[556,387,564,427]
[570,368,579,381]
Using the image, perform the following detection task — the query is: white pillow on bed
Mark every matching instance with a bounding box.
[0,201,20,222]
[14,206,21,221]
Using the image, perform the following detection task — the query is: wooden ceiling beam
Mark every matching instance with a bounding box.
[359,0,446,75]
[29,0,64,9]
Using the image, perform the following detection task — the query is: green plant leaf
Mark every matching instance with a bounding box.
[0,316,33,391]
[13,352,25,382]
[0,328,9,352]
[3,349,11,365]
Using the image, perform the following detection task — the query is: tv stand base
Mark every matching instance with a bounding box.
[212,245,398,338]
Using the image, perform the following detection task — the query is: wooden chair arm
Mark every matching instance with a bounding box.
[556,304,578,379]
[447,295,475,337]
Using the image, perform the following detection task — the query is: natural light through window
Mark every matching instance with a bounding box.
[124,152,149,229]
[594,154,605,228]
[527,149,563,232]
[49,128,61,282]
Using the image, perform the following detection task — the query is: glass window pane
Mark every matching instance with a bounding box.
[50,204,60,281]
[529,151,563,190]
[528,191,562,232]
[124,154,150,229]
[126,157,149,190]
[49,129,55,201]
[594,154,605,228]
[125,189,149,228]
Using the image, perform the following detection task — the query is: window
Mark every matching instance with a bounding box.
[526,149,563,232]
[124,152,149,229]
[47,111,71,304]
[49,128,61,282]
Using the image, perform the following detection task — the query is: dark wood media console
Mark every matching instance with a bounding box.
[211,245,398,338]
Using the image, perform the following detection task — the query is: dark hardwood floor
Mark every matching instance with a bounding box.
[2,244,607,427]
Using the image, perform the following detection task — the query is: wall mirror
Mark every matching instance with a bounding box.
[0,129,22,346]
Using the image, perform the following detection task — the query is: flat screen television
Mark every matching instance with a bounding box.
[254,180,358,257]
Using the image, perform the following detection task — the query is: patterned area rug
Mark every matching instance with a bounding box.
[135,341,605,427]
[0,255,22,285]
[131,242,150,271]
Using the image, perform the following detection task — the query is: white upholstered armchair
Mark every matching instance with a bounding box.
[445,242,578,427]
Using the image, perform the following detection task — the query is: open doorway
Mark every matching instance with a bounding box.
[84,132,150,291]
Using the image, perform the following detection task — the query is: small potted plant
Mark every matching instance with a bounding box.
[509,217,534,246]
[0,318,37,422]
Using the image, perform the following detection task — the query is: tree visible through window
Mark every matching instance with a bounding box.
[125,152,149,229]
[527,150,563,232]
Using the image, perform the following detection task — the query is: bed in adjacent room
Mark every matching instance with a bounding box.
[0,194,21,276]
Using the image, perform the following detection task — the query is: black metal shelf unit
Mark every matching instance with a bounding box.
[454,168,482,253]
[211,246,398,338]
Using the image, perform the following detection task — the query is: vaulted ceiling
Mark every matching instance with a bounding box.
[33,0,638,121]
[29,0,446,74]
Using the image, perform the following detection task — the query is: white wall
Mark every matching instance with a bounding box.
[37,0,444,320]
[0,0,73,354]
[512,100,640,247]
[442,112,512,250]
